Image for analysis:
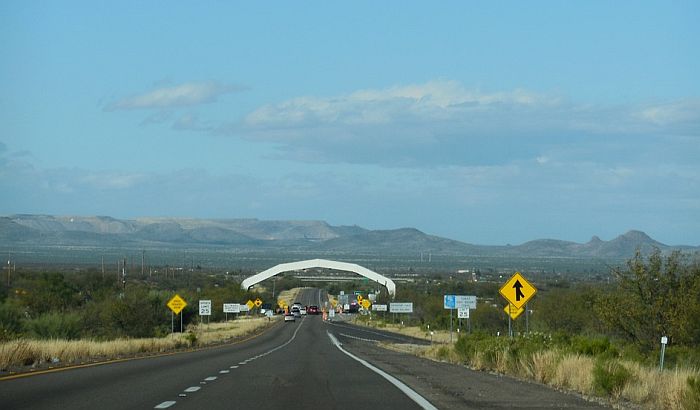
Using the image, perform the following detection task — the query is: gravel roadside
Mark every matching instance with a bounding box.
[340,337,611,409]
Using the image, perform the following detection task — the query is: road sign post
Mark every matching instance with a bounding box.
[199,300,212,324]
[167,294,187,333]
[499,272,536,337]
[499,272,537,310]
[660,336,668,370]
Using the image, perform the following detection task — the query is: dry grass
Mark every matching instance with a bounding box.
[276,287,302,308]
[0,316,277,371]
[359,320,455,344]
[551,353,596,395]
[520,349,561,384]
[620,361,694,409]
[193,316,278,345]
[358,319,700,409]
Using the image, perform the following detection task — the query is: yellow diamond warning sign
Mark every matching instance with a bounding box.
[499,272,537,310]
[167,294,187,315]
[503,304,525,320]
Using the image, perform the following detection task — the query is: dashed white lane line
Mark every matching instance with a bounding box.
[154,316,306,409]
[327,331,438,410]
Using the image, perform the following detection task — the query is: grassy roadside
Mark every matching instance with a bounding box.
[276,287,302,308]
[0,315,278,374]
[0,287,309,375]
[352,317,700,409]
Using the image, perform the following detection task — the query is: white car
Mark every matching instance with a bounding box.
[284,313,295,322]
[300,308,307,315]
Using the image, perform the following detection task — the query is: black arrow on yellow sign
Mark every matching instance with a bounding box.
[513,280,525,301]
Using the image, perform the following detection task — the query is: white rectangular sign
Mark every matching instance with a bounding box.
[458,308,470,319]
[372,304,388,312]
[456,295,477,310]
[239,304,250,312]
[223,303,240,313]
[390,302,413,313]
[199,300,212,316]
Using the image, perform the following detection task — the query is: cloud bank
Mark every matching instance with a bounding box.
[227,81,700,167]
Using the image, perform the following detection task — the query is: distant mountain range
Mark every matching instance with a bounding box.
[1,214,697,260]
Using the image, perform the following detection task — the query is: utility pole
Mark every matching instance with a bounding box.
[122,257,127,291]
[6,252,11,286]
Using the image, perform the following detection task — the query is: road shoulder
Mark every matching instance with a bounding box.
[339,337,610,409]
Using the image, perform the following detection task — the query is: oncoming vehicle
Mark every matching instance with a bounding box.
[300,307,307,315]
[284,313,295,322]
[291,306,301,318]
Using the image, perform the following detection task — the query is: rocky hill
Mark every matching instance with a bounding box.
[1,214,697,259]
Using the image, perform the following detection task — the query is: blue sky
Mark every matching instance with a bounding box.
[1,1,699,245]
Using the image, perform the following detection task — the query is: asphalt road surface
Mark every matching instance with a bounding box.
[0,288,607,409]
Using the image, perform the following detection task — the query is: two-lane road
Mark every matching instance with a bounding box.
[1,288,606,409]
[0,288,426,410]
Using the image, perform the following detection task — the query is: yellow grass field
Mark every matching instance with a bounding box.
[0,316,278,372]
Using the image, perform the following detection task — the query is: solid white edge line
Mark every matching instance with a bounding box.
[154,401,176,409]
[327,331,438,410]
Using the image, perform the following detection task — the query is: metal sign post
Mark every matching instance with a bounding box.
[660,336,668,370]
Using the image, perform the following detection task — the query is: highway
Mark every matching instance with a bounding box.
[0,288,605,409]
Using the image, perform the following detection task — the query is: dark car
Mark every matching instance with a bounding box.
[307,305,319,315]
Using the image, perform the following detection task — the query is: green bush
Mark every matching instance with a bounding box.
[0,303,24,341]
[23,311,83,340]
[185,331,198,346]
[593,360,631,396]
[571,336,619,359]
[683,376,700,410]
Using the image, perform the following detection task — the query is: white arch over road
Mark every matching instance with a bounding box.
[241,259,396,297]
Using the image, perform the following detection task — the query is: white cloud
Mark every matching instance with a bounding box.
[244,80,558,128]
[107,81,243,111]
[228,80,700,168]
[639,99,700,127]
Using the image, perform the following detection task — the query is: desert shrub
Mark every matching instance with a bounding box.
[571,335,619,359]
[23,311,83,340]
[185,331,198,347]
[593,360,631,397]
[0,303,24,341]
[683,376,700,410]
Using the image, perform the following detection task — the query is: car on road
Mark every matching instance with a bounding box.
[291,306,301,318]
[284,313,295,322]
[300,307,307,315]
[307,305,319,315]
